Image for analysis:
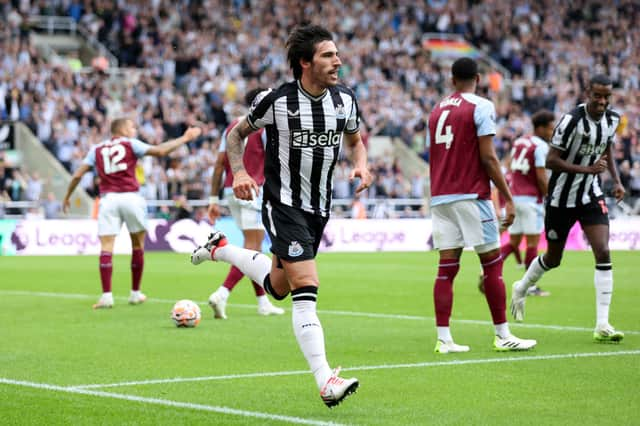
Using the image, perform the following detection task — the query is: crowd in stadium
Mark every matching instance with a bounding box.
[1,0,640,219]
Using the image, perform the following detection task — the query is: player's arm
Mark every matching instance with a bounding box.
[344,131,372,194]
[145,126,202,157]
[63,163,91,214]
[546,147,607,175]
[227,117,258,200]
[208,151,226,222]
[534,145,549,198]
[479,135,514,227]
[605,142,625,202]
[535,167,548,198]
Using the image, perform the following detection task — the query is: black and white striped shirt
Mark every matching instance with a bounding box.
[547,104,620,208]
[247,80,360,217]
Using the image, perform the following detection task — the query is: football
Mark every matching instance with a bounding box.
[171,299,201,328]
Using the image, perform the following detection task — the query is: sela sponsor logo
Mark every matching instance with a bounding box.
[291,129,341,148]
[288,241,304,257]
[578,143,606,156]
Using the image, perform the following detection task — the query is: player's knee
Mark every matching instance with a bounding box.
[263,275,289,300]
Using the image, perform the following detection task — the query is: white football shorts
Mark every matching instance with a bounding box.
[224,187,263,230]
[431,198,500,253]
[509,200,544,235]
[98,192,148,236]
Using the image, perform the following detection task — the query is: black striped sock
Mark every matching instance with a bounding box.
[291,286,318,302]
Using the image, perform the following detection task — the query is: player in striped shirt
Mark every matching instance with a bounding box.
[191,24,371,407]
[511,75,626,343]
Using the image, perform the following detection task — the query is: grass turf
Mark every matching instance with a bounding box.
[1,251,638,425]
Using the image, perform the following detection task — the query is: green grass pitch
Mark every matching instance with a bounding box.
[1,251,638,425]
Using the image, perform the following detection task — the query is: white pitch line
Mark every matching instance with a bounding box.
[2,290,639,335]
[70,350,640,390]
[0,378,346,426]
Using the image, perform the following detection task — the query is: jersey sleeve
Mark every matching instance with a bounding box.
[83,146,97,167]
[607,113,620,145]
[474,99,497,136]
[550,113,575,151]
[130,138,152,157]
[344,95,360,134]
[534,143,549,167]
[247,89,274,130]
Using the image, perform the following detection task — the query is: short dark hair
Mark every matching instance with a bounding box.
[110,118,130,135]
[286,24,333,80]
[244,87,267,107]
[590,74,612,88]
[531,109,555,129]
[451,57,478,81]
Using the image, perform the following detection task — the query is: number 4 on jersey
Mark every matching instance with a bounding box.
[435,110,453,149]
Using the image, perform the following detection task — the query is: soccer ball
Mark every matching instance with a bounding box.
[171,299,201,328]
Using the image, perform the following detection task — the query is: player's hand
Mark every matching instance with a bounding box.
[62,198,71,214]
[183,126,203,141]
[501,200,516,230]
[207,203,220,223]
[232,170,259,201]
[350,166,373,194]
[589,154,608,174]
[612,183,625,202]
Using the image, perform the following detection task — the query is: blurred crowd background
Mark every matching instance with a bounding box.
[1,0,639,220]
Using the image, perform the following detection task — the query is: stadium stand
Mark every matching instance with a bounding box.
[1,0,638,218]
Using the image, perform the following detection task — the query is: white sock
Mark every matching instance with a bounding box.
[518,255,548,291]
[436,326,453,342]
[214,245,271,287]
[216,286,230,300]
[256,294,270,307]
[291,288,332,389]
[495,322,511,339]
[594,267,613,326]
[102,292,113,299]
[130,290,140,297]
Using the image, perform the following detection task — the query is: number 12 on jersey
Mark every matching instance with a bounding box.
[435,110,453,149]
[101,143,127,174]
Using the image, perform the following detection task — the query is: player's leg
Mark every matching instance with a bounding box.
[278,208,357,406]
[465,199,536,350]
[95,235,116,309]
[501,233,522,265]
[94,194,122,309]
[128,230,147,305]
[581,202,623,342]
[206,198,251,319]
[123,193,149,305]
[431,203,468,353]
[191,200,290,295]
[511,205,572,320]
[244,228,284,315]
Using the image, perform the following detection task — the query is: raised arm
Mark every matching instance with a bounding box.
[146,126,202,157]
